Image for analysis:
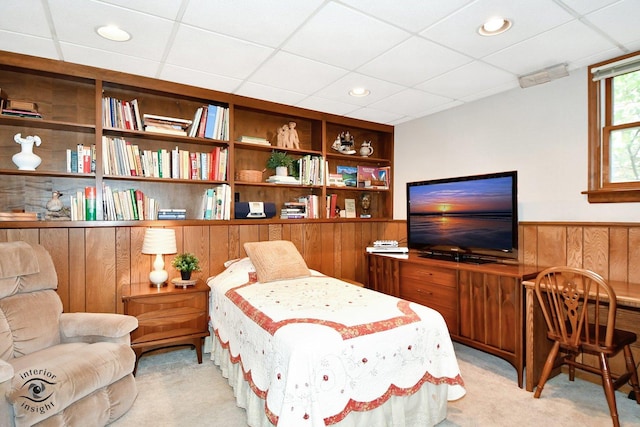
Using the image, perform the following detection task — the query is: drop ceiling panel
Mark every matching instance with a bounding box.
[1,0,50,37]
[585,0,640,46]
[281,2,409,69]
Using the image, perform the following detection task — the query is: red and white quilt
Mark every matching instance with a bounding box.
[209,259,465,426]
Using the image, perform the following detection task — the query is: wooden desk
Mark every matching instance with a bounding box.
[524,278,640,392]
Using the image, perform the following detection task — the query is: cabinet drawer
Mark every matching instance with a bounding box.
[400,263,456,288]
[400,281,457,310]
[126,291,207,317]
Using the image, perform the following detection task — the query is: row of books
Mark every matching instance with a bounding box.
[280,195,320,219]
[69,187,97,221]
[102,137,228,181]
[102,97,142,130]
[326,194,357,219]
[199,184,231,220]
[298,155,325,186]
[102,185,159,221]
[66,145,96,174]
[189,104,229,140]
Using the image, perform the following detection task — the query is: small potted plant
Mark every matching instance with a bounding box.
[171,252,200,280]
[266,150,294,176]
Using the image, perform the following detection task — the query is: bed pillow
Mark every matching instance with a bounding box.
[243,240,311,283]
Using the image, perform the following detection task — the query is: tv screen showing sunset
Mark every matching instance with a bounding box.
[408,175,514,251]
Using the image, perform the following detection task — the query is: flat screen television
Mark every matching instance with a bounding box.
[406,171,518,264]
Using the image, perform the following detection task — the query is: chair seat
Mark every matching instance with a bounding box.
[7,342,136,426]
[549,325,637,355]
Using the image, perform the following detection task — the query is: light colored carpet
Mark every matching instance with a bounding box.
[111,343,640,427]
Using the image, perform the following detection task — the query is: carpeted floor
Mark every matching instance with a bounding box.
[111,342,640,426]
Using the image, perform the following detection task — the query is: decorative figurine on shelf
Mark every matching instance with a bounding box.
[276,124,289,148]
[13,133,42,170]
[359,141,374,157]
[331,131,356,155]
[360,192,372,218]
[287,121,300,149]
[45,191,71,221]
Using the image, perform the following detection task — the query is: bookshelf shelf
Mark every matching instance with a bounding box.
[0,51,393,223]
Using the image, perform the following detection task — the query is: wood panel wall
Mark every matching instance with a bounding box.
[0,220,405,314]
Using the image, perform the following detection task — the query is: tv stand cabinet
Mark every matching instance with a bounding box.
[367,253,539,388]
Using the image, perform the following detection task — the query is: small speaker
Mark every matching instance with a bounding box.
[234,202,276,219]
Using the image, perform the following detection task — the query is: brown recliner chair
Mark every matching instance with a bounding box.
[0,241,138,426]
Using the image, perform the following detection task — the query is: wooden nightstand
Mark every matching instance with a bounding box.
[122,280,210,374]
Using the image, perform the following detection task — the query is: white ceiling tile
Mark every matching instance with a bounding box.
[344,107,407,125]
[585,0,640,45]
[160,64,243,94]
[0,32,59,60]
[97,0,185,19]
[248,51,347,95]
[166,24,274,80]
[359,36,472,87]
[459,80,519,103]
[416,61,516,100]
[48,0,174,61]
[0,0,50,37]
[60,43,161,77]
[182,0,324,48]
[235,82,308,107]
[313,72,404,106]
[296,96,361,116]
[282,2,409,69]
[341,0,475,32]
[369,88,452,117]
[421,0,574,58]
[484,19,616,75]
[558,0,620,15]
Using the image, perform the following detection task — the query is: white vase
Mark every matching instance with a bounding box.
[13,134,42,171]
[276,166,288,176]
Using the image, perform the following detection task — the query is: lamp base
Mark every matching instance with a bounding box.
[150,282,168,288]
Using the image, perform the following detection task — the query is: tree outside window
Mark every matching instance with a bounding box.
[587,51,640,202]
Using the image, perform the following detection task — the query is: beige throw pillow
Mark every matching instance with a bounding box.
[243,240,311,283]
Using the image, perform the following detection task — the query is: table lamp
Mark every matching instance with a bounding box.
[141,228,177,287]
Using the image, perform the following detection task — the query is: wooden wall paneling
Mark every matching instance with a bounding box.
[629,227,640,284]
[536,226,567,268]
[238,223,261,256]
[85,227,116,313]
[182,225,210,282]
[302,222,322,272]
[68,228,86,312]
[319,222,336,277]
[40,228,70,312]
[339,222,357,281]
[332,223,342,279]
[115,227,131,314]
[209,225,230,275]
[228,225,241,259]
[357,222,374,283]
[128,227,147,285]
[520,225,538,266]
[6,228,39,244]
[566,226,584,268]
[288,223,305,256]
[582,226,609,278]
[267,224,282,241]
[609,227,629,282]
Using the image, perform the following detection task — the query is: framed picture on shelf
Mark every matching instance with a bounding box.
[344,198,356,218]
[336,165,357,187]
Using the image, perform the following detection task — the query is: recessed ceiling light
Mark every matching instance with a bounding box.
[478,17,512,36]
[96,25,131,42]
[349,87,370,97]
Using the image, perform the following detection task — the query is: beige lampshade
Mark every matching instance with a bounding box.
[141,228,177,255]
[141,228,177,287]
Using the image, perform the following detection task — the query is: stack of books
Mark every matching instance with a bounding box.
[143,114,192,136]
[1,99,42,119]
[0,211,38,221]
[157,208,186,220]
[266,175,300,184]
[280,201,307,219]
[237,135,270,145]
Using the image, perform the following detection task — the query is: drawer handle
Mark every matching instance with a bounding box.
[417,289,433,296]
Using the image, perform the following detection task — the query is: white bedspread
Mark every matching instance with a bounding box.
[208,260,465,427]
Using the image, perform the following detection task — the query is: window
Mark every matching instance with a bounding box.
[587,51,640,202]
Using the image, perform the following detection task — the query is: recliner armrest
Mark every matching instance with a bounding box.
[0,358,13,383]
[59,312,138,344]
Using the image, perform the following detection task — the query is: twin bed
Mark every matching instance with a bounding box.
[207,241,465,426]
